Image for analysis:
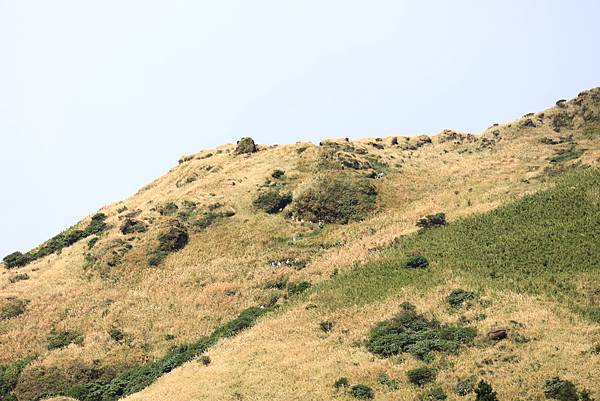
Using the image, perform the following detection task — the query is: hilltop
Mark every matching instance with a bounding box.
[1,88,600,401]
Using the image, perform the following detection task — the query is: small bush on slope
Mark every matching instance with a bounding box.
[366,303,476,362]
[0,356,36,400]
[292,174,377,224]
[3,213,108,268]
[254,190,293,214]
[0,297,28,320]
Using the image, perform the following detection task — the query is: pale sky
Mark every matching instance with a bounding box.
[1,0,599,257]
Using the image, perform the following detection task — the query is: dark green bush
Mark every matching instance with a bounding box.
[0,356,35,400]
[334,377,350,389]
[47,330,84,350]
[349,384,374,399]
[287,281,312,296]
[405,255,429,269]
[421,386,448,400]
[377,372,399,390]
[366,304,476,361]
[0,298,27,320]
[549,146,584,163]
[2,252,30,268]
[194,210,235,230]
[543,377,581,401]
[157,202,178,216]
[292,175,377,224]
[254,190,292,214]
[87,237,99,250]
[475,380,498,401]
[198,355,211,366]
[407,367,436,386]
[446,289,477,309]
[455,377,476,396]
[416,213,447,229]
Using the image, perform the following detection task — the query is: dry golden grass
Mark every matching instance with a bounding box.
[1,88,599,399]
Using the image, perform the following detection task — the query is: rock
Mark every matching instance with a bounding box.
[519,118,536,128]
[234,137,257,155]
[120,218,147,235]
[391,137,398,145]
[487,327,508,341]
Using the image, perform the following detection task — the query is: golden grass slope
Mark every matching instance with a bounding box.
[1,87,599,400]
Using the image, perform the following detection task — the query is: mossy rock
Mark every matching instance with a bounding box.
[234,137,257,154]
[292,174,377,224]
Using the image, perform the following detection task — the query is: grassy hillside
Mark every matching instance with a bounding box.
[1,87,599,401]
[125,168,600,401]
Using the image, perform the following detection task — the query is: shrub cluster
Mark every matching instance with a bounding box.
[194,210,235,230]
[3,213,108,269]
[120,218,147,235]
[287,281,312,296]
[446,289,477,309]
[254,190,293,214]
[292,175,377,224]
[405,255,429,269]
[349,384,374,399]
[47,330,84,350]
[421,386,447,400]
[544,377,593,401]
[366,303,477,361]
[0,356,36,400]
[62,306,271,401]
[0,298,28,321]
[407,367,436,386]
[416,213,447,229]
[475,380,498,401]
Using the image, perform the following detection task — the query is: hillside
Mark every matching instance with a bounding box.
[1,88,599,401]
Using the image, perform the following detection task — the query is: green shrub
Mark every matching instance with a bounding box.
[475,380,498,401]
[349,384,374,399]
[292,175,377,224]
[549,146,584,163]
[407,367,436,386]
[194,210,235,230]
[287,281,312,296]
[455,377,476,396]
[422,386,448,400]
[0,356,36,400]
[405,255,429,269]
[446,289,477,309]
[334,377,350,389]
[543,377,580,401]
[157,202,178,216]
[263,277,288,290]
[416,213,447,229]
[0,298,27,320]
[2,252,30,268]
[254,190,293,214]
[87,237,99,250]
[366,304,476,361]
[377,372,399,390]
[47,330,84,350]
[198,355,211,366]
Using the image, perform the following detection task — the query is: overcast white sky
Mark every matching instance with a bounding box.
[1,0,599,257]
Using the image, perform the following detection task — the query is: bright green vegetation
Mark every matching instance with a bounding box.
[315,168,600,321]
[3,213,108,268]
[0,356,36,400]
[366,303,476,362]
